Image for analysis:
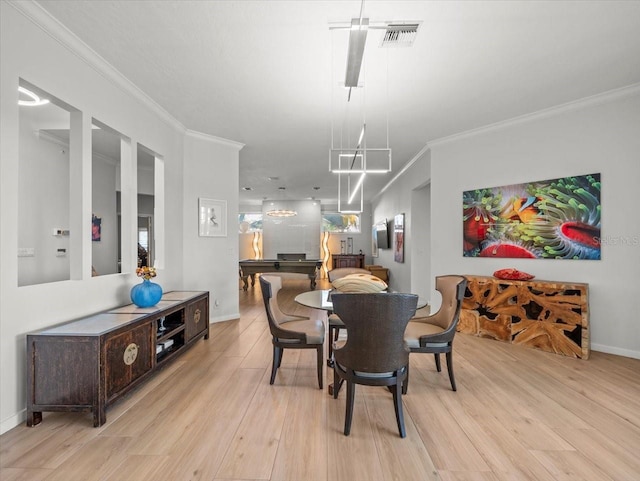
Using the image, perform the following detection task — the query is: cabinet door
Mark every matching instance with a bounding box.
[29,336,98,406]
[104,322,153,401]
[185,297,208,341]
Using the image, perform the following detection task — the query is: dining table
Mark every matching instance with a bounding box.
[294,289,428,312]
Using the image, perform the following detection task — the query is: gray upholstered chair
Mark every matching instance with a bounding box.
[403,275,467,393]
[331,292,418,437]
[259,275,325,389]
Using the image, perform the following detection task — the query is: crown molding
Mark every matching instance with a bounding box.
[185,129,245,151]
[9,1,185,133]
[428,82,640,148]
[373,143,430,201]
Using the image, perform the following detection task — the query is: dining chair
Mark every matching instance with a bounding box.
[403,275,467,393]
[259,275,325,389]
[331,292,418,437]
[326,267,380,366]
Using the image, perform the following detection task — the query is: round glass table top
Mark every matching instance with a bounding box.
[294,289,428,311]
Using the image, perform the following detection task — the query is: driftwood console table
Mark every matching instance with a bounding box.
[459,276,589,359]
[26,291,209,427]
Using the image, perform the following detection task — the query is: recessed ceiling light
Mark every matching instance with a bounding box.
[242,187,253,191]
[313,186,320,190]
[278,187,286,190]
[268,176,279,181]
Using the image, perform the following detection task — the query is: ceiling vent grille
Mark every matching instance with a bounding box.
[380,23,420,47]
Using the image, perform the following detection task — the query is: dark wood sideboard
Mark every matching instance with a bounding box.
[26,291,209,427]
[332,254,365,269]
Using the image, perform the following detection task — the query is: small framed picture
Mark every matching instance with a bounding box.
[394,213,404,263]
[92,214,102,242]
[199,198,227,237]
[371,225,379,258]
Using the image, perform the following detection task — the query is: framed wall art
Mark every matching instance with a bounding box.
[92,214,101,242]
[463,173,601,259]
[394,213,404,263]
[371,225,379,258]
[199,198,227,237]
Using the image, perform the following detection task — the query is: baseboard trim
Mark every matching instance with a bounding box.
[591,343,640,360]
[1,409,25,436]
[209,313,240,324]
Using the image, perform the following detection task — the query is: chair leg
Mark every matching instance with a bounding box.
[391,380,406,438]
[277,346,284,368]
[446,350,456,391]
[316,345,323,389]
[434,352,442,372]
[344,381,355,436]
[402,363,409,395]
[270,345,280,385]
[327,330,335,367]
[333,369,344,398]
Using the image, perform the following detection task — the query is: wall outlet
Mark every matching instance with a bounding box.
[56,248,67,257]
[18,247,35,257]
[214,299,220,308]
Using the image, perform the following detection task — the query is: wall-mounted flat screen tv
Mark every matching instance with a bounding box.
[376,220,389,249]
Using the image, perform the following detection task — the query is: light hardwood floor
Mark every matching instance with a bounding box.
[2,276,640,481]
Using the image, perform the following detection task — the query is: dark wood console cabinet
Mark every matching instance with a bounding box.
[26,291,209,427]
[332,254,365,269]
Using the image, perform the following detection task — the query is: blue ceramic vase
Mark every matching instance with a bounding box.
[131,279,163,308]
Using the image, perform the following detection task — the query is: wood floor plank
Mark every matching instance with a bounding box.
[101,454,168,481]
[216,369,293,479]
[238,325,273,369]
[438,472,501,481]
[553,427,640,481]
[127,356,248,456]
[530,449,616,481]
[42,436,132,481]
[0,467,52,481]
[270,369,329,481]
[365,389,440,481]
[328,385,387,481]
[403,372,491,472]
[143,367,265,481]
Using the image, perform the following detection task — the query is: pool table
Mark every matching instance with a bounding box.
[239,259,322,291]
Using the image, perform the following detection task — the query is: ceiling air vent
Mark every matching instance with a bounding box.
[380,23,420,47]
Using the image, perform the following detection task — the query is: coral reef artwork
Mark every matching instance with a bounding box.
[463,173,601,260]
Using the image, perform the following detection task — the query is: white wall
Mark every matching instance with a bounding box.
[372,149,431,294]
[182,132,242,322]
[429,88,640,359]
[262,200,321,259]
[0,3,241,433]
[410,183,431,299]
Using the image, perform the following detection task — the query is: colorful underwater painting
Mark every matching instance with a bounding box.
[463,173,601,260]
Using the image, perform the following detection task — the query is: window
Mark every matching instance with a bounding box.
[322,213,361,233]
[239,213,263,233]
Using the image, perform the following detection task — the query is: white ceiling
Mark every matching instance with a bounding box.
[35,1,640,206]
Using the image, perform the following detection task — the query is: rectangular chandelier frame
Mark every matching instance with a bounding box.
[330,148,392,174]
[337,171,364,213]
